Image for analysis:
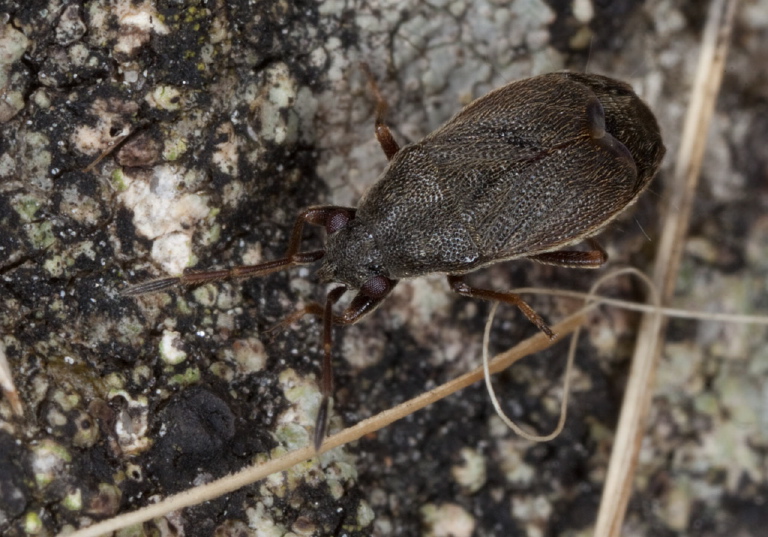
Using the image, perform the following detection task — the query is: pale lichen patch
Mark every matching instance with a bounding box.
[211,122,240,177]
[159,329,187,365]
[451,447,487,494]
[120,164,210,273]
[112,0,170,58]
[150,232,196,276]
[70,98,139,156]
[420,502,476,537]
[252,63,300,145]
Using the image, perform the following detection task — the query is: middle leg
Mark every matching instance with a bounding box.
[447,274,556,339]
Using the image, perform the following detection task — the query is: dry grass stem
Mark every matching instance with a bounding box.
[511,287,768,326]
[595,0,740,534]
[68,309,591,537]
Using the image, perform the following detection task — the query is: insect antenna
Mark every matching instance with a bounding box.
[120,251,326,297]
[121,208,351,298]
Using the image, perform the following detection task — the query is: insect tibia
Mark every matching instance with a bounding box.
[120,276,181,296]
[314,396,330,451]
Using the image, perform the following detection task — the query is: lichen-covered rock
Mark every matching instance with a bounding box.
[0,1,765,536]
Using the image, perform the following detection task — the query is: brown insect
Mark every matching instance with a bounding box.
[123,69,665,449]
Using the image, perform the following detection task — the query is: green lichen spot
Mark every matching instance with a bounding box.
[356,500,375,528]
[150,85,182,111]
[275,422,310,451]
[43,254,67,277]
[132,364,153,386]
[113,523,146,537]
[13,194,43,222]
[33,439,72,488]
[169,366,200,386]
[163,136,188,161]
[73,412,99,448]
[24,511,42,533]
[26,220,56,250]
[209,361,233,381]
[62,488,83,510]
[199,221,221,246]
[104,373,126,390]
[111,169,128,191]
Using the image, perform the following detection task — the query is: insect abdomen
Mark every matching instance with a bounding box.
[357,72,664,278]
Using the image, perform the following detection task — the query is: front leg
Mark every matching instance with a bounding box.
[271,285,391,331]
[279,276,398,450]
[316,277,398,449]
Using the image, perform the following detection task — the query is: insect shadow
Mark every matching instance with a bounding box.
[123,65,665,450]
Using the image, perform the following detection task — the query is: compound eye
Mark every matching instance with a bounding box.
[361,275,392,299]
[326,209,353,234]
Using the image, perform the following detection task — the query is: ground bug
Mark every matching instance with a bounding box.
[123,69,665,449]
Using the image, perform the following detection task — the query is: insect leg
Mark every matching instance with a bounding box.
[314,285,347,450]
[309,284,396,449]
[121,207,353,296]
[361,62,400,160]
[527,239,608,268]
[269,285,394,333]
[447,274,556,340]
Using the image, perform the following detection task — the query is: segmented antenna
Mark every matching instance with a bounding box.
[121,277,181,296]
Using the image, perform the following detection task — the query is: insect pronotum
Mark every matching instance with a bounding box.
[124,68,665,449]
